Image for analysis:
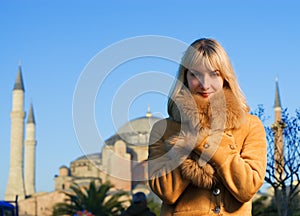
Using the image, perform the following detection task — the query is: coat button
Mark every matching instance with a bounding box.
[229,144,235,149]
[214,206,221,214]
[213,188,220,196]
[204,143,209,149]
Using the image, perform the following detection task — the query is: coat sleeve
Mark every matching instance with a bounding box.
[194,115,267,203]
[148,119,190,205]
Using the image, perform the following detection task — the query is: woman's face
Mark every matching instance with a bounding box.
[186,63,224,98]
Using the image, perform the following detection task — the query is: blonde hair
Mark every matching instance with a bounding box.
[168,38,249,117]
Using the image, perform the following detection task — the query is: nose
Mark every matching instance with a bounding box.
[198,75,210,90]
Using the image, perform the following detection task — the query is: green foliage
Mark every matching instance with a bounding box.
[52,181,129,216]
[147,198,161,216]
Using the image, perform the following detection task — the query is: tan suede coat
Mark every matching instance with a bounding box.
[148,89,267,216]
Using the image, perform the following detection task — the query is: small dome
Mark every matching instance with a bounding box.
[59,165,68,169]
[74,153,101,162]
[59,165,69,176]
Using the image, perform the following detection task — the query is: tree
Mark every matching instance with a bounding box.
[253,106,300,216]
[52,181,129,216]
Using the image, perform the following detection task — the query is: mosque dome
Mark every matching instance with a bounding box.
[117,116,160,136]
[112,113,160,146]
[105,107,161,146]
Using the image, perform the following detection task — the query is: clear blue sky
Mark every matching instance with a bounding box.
[1,1,300,199]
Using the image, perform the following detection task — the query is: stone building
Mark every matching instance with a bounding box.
[20,113,160,216]
[54,112,160,194]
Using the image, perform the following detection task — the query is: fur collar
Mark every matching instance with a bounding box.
[171,87,246,131]
[167,88,247,189]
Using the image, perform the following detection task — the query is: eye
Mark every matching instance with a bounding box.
[188,70,196,77]
[210,70,221,77]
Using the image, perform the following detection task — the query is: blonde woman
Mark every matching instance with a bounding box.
[148,38,266,215]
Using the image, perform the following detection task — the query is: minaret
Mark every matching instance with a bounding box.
[272,77,284,177]
[5,66,26,200]
[274,77,282,122]
[25,103,37,196]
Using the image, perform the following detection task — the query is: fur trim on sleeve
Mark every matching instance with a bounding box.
[166,129,217,189]
[181,155,217,189]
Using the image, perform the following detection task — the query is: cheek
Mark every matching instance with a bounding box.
[212,77,224,90]
[187,77,198,90]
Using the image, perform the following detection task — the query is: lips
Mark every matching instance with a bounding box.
[199,92,210,98]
